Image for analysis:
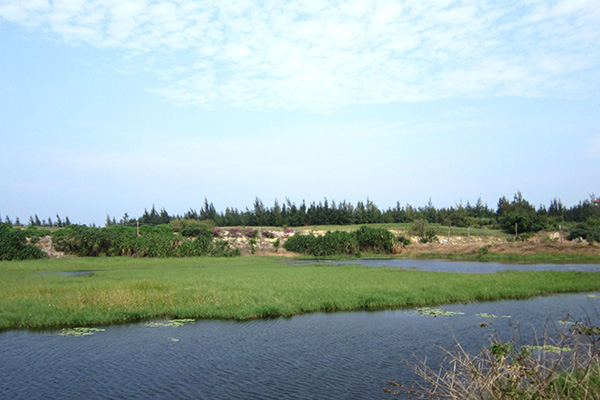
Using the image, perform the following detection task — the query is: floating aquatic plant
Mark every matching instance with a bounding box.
[558,320,574,325]
[416,307,465,317]
[477,313,511,319]
[168,337,180,342]
[145,318,195,328]
[57,327,105,337]
[522,345,572,354]
[586,294,600,299]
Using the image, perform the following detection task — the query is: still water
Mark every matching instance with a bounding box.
[2,293,599,399]
[293,258,600,273]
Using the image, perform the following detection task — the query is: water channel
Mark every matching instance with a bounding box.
[291,258,600,273]
[1,261,599,400]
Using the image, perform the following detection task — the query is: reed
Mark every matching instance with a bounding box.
[1,257,599,330]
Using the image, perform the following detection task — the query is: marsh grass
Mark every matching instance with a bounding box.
[1,257,600,330]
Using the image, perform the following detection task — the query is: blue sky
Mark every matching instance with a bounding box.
[1,0,599,225]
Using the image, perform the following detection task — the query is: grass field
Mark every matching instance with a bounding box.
[1,256,599,330]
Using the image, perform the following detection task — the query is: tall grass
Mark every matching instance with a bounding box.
[385,314,600,399]
[1,257,599,330]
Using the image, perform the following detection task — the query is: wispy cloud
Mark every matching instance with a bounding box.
[2,0,599,109]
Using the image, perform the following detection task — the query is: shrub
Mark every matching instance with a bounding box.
[311,231,358,257]
[396,235,411,246]
[410,220,438,243]
[478,245,489,256]
[568,224,600,243]
[355,226,396,253]
[0,223,46,261]
[244,228,259,238]
[262,230,276,239]
[180,221,213,237]
[283,233,317,254]
[23,226,52,238]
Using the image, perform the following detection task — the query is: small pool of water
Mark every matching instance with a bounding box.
[293,259,600,273]
[35,270,97,277]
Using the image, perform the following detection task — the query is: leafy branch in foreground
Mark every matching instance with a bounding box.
[385,314,600,399]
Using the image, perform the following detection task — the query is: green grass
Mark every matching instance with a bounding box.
[1,257,599,330]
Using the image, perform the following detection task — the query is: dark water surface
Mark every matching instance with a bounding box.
[2,292,599,400]
[297,258,600,273]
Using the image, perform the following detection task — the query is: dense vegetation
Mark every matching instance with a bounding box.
[50,224,239,258]
[283,225,399,256]
[0,223,46,261]
[1,257,600,329]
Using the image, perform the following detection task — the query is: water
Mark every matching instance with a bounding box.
[1,293,599,400]
[35,270,97,277]
[292,258,600,273]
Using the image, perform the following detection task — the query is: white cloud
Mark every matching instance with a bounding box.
[1,0,599,109]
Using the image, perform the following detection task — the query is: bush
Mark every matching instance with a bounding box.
[568,224,600,243]
[478,245,489,256]
[228,228,241,237]
[410,220,438,243]
[396,235,411,246]
[0,223,46,261]
[355,226,396,253]
[311,231,358,257]
[23,226,52,238]
[262,230,276,239]
[181,221,213,237]
[283,233,317,254]
[284,228,399,256]
[499,213,545,234]
[244,228,259,238]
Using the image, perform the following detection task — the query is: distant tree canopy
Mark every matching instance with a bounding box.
[5,193,599,234]
[99,194,600,233]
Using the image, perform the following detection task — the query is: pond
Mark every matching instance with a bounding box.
[1,292,599,399]
[292,258,600,273]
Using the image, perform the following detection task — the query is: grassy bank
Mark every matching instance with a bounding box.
[1,257,599,330]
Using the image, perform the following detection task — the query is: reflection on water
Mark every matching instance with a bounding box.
[1,293,599,400]
[293,258,600,273]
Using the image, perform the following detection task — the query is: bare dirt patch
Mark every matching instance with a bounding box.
[397,233,600,257]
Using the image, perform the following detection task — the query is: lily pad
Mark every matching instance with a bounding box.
[416,307,465,317]
[476,313,511,319]
[57,327,106,337]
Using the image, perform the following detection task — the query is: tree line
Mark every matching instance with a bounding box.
[106,192,599,234]
[3,192,599,234]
